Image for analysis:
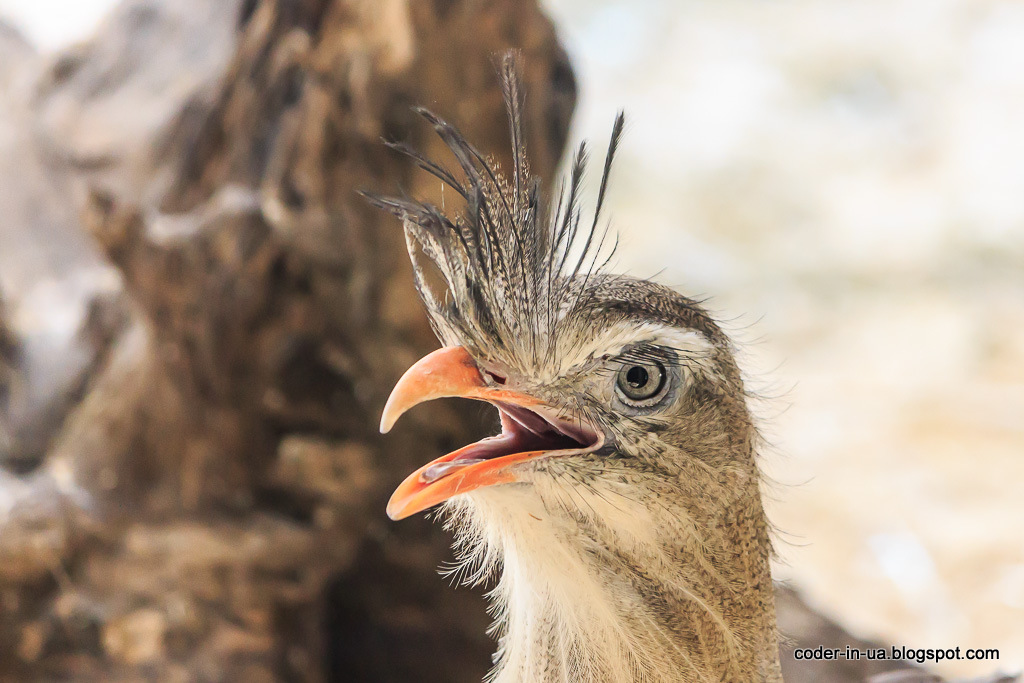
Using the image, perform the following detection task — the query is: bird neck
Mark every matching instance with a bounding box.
[455,468,782,683]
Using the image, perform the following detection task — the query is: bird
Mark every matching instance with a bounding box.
[365,53,783,683]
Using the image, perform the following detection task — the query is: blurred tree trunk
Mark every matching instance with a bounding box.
[0,1,575,680]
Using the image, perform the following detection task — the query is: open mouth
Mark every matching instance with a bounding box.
[379,346,604,520]
[419,401,602,484]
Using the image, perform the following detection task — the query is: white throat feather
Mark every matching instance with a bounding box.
[441,471,771,683]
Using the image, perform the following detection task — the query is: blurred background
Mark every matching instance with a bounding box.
[0,0,1021,680]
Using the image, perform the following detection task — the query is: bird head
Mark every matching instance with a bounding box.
[378,276,755,525]
[369,62,758,532]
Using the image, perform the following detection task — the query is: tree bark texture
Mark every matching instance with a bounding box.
[0,1,575,680]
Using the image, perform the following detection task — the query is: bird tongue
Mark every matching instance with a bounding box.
[419,459,488,484]
[420,402,584,485]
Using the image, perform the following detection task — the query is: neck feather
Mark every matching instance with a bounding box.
[444,469,782,683]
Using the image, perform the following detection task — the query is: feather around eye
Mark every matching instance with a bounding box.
[613,343,684,368]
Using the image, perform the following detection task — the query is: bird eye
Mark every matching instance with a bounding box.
[615,361,667,403]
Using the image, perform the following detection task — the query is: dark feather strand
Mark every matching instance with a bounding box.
[364,53,626,373]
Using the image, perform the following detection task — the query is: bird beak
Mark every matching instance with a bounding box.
[381,346,602,520]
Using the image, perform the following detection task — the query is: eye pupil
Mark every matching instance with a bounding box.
[626,366,649,388]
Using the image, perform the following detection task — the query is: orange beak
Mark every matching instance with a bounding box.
[380,346,602,520]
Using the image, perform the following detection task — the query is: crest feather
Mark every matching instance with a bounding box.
[363,51,625,372]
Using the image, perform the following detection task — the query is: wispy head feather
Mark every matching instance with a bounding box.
[363,51,625,375]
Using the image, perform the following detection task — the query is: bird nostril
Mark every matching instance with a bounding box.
[485,370,507,385]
